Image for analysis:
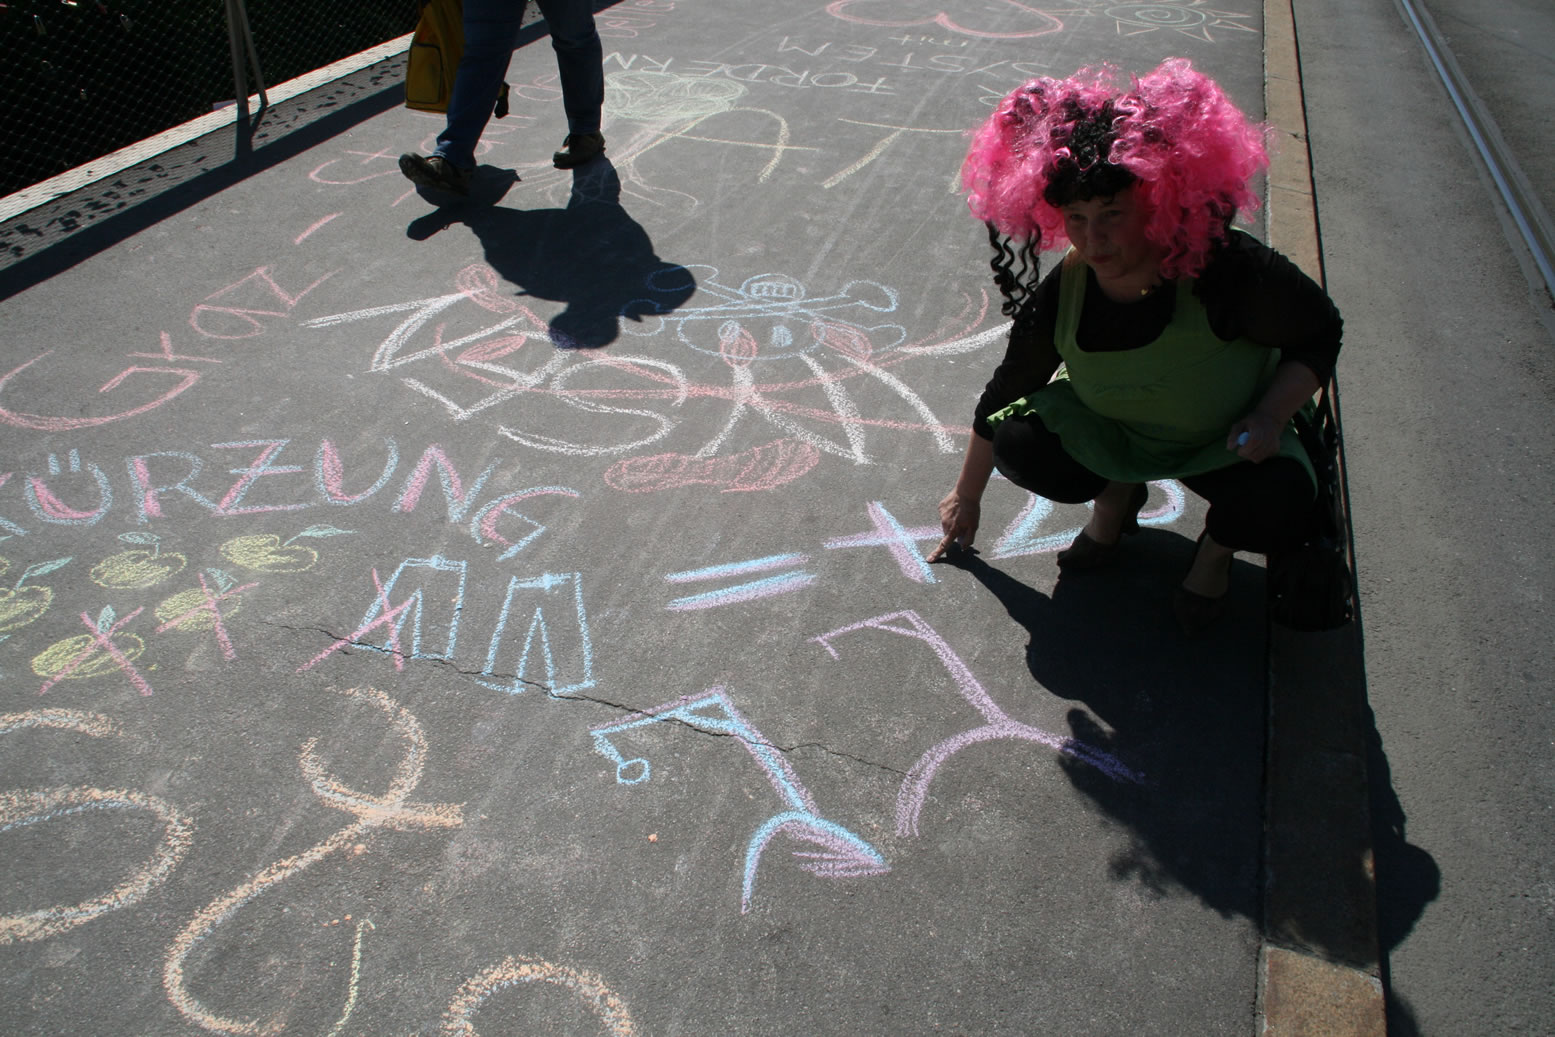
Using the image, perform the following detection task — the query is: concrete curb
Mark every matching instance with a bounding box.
[1260,0,1387,1032]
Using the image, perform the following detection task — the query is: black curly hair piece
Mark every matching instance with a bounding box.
[1041,101,1138,208]
[986,221,1044,321]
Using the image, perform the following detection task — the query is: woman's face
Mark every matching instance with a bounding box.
[1059,187,1162,287]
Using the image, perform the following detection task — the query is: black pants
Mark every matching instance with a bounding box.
[990,413,1315,554]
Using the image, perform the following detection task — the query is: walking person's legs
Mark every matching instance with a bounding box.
[534,0,606,166]
[435,0,528,169]
[401,0,526,193]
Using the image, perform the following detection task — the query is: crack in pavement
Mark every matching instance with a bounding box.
[273,623,908,778]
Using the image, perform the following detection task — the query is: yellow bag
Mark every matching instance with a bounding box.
[404,0,511,117]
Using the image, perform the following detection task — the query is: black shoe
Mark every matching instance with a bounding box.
[1056,483,1149,570]
[1173,530,1231,635]
[399,153,471,195]
[552,131,605,169]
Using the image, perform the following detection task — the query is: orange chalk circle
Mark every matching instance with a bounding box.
[0,785,194,944]
[0,715,192,939]
[0,709,122,740]
[441,955,637,1036]
[0,710,191,944]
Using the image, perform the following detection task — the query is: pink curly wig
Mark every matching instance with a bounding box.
[962,58,1270,280]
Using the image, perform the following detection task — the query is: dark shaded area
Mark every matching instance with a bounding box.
[1336,387,1439,1030]
[405,159,697,349]
[1369,693,1441,1036]
[937,533,1271,921]
[1,0,415,196]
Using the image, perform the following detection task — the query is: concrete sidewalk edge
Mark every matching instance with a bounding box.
[1260,0,1386,1033]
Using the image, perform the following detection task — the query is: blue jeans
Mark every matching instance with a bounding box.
[434,0,604,170]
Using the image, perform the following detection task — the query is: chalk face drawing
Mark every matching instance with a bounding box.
[811,611,1145,838]
[0,710,194,945]
[590,687,889,913]
[306,264,982,470]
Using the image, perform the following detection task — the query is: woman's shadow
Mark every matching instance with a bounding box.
[406,159,696,349]
[939,534,1297,919]
[939,536,1438,1025]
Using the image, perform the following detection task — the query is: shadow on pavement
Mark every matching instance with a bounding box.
[404,159,696,349]
[1369,695,1441,1036]
[941,533,1270,921]
[943,528,1442,1004]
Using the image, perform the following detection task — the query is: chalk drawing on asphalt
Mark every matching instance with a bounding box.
[1101,1,1255,41]
[163,684,463,1036]
[474,571,596,697]
[0,710,194,945]
[991,479,1187,558]
[33,606,153,697]
[825,0,1070,39]
[90,532,186,589]
[811,610,1146,838]
[440,954,638,1036]
[305,264,983,468]
[590,687,889,913]
[0,556,70,633]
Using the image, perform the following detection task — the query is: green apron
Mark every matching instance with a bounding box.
[987,251,1314,486]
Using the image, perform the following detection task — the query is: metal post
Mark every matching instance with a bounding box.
[223,0,269,157]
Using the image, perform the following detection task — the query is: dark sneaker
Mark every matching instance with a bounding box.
[398,153,471,195]
[552,132,605,169]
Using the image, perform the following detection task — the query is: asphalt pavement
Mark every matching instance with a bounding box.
[11,0,1542,1032]
[1293,0,1555,1032]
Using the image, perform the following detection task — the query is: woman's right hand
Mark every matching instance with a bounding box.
[928,490,981,561]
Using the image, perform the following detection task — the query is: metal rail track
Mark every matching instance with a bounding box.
[1396,0,1555,304]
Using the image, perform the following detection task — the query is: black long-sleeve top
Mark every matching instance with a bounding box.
[971,229,1343,440]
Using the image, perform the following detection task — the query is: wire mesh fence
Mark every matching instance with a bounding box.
[1,0,418,198]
